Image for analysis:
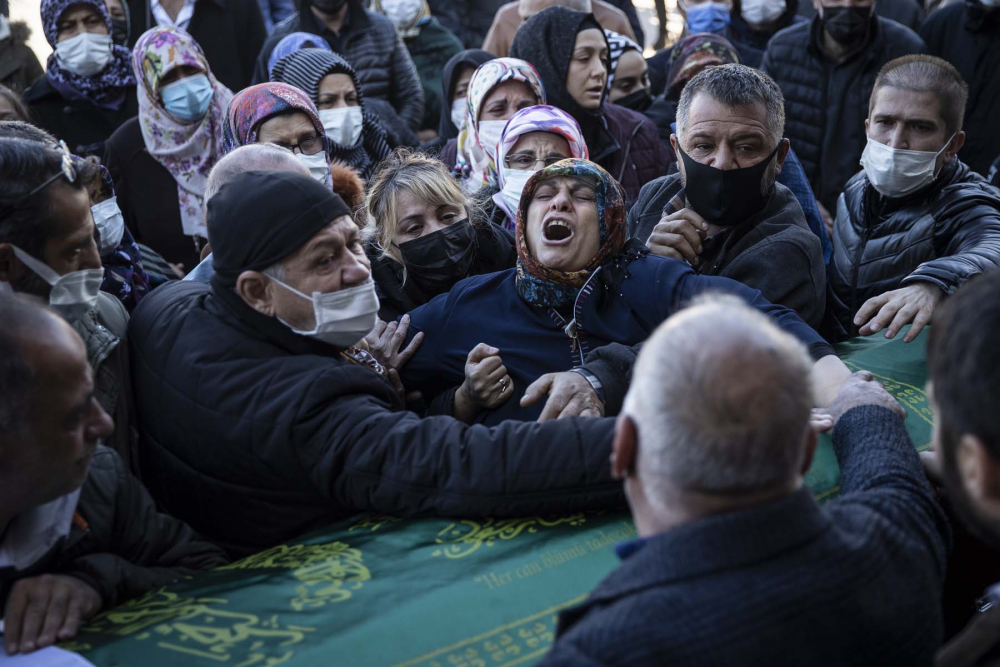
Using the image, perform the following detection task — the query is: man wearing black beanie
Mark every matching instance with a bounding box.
[128,170,621,557]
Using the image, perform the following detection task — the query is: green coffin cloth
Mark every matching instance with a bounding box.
[67,332,934,667]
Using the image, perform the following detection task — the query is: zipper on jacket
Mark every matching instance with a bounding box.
[550,268,603,367]
[617,123,643,184]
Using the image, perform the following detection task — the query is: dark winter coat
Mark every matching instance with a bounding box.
[104,117,201,271]
[0,447,227,612]
[22,76,138,158]
[761,16,926,212]
[129,280,623,557]
[601,103,673,207]
[369,221,517,322]
[921,0,1000,177]
[728,0,808,68]
[402,248,835,426]
[403,17,463,132]
[796,0,925,31]
[427,0,508,50]
[628,176,827,329]
[0,21,43,94]
[126,0,265,92]
[828,158,1000,339]
[253,0,424,132]
[539,406,949,667]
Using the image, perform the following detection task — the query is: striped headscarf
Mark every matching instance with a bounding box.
[221,82,324,154]
[133,26,233,239]
[604,29,642,92]
[455,58,545,190]
[492,105,589,228]
[514,158,626,308]
[271,49,391,181]
[40,0,136,110]
[266,32,334,78]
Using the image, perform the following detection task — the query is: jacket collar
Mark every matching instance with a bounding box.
[860,156,966,222]
[580,488,829,607]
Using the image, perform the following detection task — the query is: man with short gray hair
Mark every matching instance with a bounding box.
[539,295,950,666]
[627,64,826,329]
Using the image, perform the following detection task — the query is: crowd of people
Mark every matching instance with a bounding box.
[1,0,1000,663]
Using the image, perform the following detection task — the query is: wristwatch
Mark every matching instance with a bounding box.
[571,367,606,405]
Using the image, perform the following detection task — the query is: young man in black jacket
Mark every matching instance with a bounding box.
[827,55,1000,343]
[0,293,227,656]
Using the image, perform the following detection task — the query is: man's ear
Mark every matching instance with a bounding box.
[236,270,277,316]
[773,137,791,176]
[800,427,818,476]
[611,414,638,480]
[945,131,966,162]
[958,434,1000,509]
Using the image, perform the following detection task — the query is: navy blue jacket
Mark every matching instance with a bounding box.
[540,406,951,666]
[402,249,835,425]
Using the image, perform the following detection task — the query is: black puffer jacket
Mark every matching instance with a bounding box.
[0,447,227,612]
[252,0,424,132]
[129,281,621,557]
[761,16,926,212]
[921,0,1000,177]
[828,158,1000,339]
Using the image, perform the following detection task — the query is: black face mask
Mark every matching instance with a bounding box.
[678,143,780,227]
[397,218,478,298]
[820,5,872,45]
[110,18,129,46]
[615,88,653,113]
[312,0,348,13]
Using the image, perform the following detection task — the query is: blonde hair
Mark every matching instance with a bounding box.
[363,148,477,264]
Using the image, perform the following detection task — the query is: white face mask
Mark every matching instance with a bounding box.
[477,120,506,163]
[500,167,536,217]
[450,97,467,131]
[859,134,954,198]
[91,197,125,256]
[296,151,331,183]
[56,32,113,77]
[10,246,104,322]
[741,0,786,25]
[319,106,364,147]
[272,278,380,348]
[381,0,424,27]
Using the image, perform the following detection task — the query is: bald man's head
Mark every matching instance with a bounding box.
[519,0,592,21]
[204,143,309,205]
[623,294,814,508]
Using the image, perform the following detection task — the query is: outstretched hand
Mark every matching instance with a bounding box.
[521,371,604,422]
[365,315,424,372]
[3,574,101,655]
[854,283,941,343]
[822,370,906,426]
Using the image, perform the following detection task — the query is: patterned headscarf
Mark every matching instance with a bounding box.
[371,0,431,38]
[455,58,545,190]
[221,82,325,154]
[41,0,136,109]
[492,105,589,227]
[271,49,391,180]
[266,32,334,79]
[133,27,233,239]
[666,33,741,99]
[604,29,642,92]
[514,158,626,308]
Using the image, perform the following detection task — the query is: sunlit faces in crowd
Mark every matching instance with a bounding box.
[156,63,214,123]
[864,86,964,177]
[56,4,109,40]
[566,28,609,111]
[608,49,650,105]
[54,4,113,78]
[524,175,601,271]
[505,132,573,171]
[256,110,329,181]
[317,73,360,110]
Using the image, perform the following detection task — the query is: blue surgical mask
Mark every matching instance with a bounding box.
[160,73,214,123]
[686,1,731,34]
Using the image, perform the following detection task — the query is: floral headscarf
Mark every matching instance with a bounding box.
[266,32,334,79]
[41,0,136,110]
[455,58,545,190]
[492,105,589,228]
[133,27,233,239]
[666,33,741,99]
[515,158,626,308]
[604,29,642,92]
[221,82,325,154]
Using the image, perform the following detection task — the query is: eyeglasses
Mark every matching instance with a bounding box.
[504,154,567,170]
[273,135,328,156]
[0,140,77,218]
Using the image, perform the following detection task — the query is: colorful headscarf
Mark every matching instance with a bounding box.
[266,32,334,79]
[604,29,642,92]
[40,0,136,110]
[221,82,325,154]
[514,158,626,308]
[133,27,233,239]
[492,105,589,228]
[666,33,741,99]
[271,49,391,180]
[455,58,545,190]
